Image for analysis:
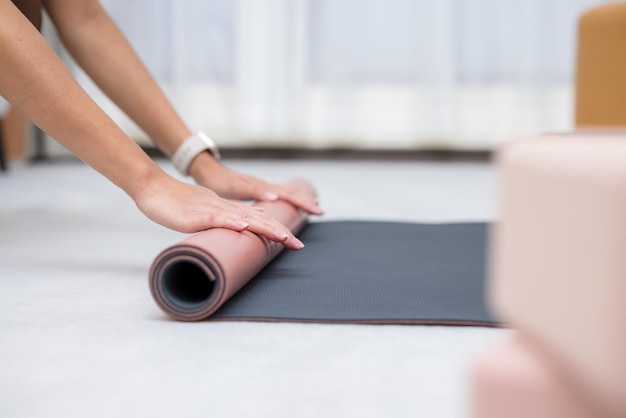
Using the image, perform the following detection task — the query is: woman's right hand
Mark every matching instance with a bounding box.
[133,174,305,250]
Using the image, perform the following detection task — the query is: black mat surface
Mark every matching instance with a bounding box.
[211,221,496,326]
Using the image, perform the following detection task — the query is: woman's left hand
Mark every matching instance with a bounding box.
[189,152,324,215]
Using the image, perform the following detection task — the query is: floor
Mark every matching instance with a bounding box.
[0,158,508,418]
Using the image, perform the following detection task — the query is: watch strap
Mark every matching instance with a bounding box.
[172,132,220,175]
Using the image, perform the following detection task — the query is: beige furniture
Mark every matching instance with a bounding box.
[575,2,626,128]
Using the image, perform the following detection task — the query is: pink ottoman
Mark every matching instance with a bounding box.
[471,334,608,418]
[489,134,626,416]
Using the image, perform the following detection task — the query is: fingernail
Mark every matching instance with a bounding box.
[309,205,323,215]
[262,191,279,201]
[295,239,305,249]
[233,220,250,229]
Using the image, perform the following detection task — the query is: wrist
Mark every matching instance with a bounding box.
[188,150,221,181]
[125,160,169,201]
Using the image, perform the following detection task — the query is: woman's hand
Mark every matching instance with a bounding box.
[133,173,305,250]
[189,153,324,215]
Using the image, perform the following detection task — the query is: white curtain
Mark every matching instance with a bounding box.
[72,0,613,150]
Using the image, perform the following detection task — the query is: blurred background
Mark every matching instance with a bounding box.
[0,0,619,159]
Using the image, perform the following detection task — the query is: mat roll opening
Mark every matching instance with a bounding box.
[162,261,215,309]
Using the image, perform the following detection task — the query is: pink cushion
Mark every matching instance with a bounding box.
[489,134,626,416]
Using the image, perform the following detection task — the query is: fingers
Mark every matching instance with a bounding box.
[134,177,305,250]
[244,221,305,250]
[191,163,323,215]
[236,204,304,250]
[196,200,305,250]
[257,186,324,215]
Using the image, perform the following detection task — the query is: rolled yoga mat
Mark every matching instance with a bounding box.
[150,181,496,325]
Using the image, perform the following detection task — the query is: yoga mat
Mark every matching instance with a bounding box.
[150,181,495,326]
[149,179,311,322]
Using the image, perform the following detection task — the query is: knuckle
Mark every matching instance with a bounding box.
[205,212,220,225]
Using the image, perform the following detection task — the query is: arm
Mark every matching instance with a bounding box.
[42,0,322,215]
[0,0,303,249]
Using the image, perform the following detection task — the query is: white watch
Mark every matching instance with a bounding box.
[172,131,221,175]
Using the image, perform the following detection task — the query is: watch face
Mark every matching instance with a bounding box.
[197,132,220,159]
[200,133,221,159]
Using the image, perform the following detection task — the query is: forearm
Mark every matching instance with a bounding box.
[0,0,164,198]
[0,0,310,246]
[36,0,322,217]
[42,0,193,157]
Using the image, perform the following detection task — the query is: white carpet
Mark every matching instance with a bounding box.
[0,158,507,418]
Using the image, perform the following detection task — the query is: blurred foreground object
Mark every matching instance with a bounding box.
[471,334,606,418]
[473,133,626,418]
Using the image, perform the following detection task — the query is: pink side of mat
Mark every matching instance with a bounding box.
[489,135,626,415]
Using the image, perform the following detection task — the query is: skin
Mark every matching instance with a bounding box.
[1,0,324,249]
